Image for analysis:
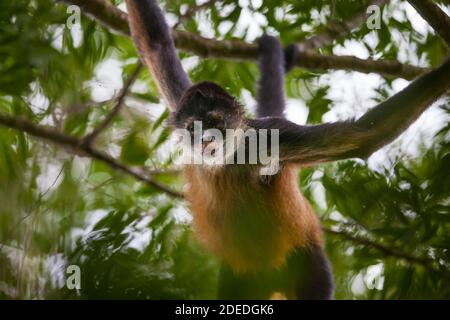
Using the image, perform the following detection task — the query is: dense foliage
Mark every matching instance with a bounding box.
[0,0,449,299]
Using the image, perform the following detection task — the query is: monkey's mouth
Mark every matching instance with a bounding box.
[201,136,219,155]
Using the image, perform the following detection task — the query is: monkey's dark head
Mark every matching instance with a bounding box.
[170,81,243,133]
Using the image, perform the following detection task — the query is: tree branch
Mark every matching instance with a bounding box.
[324,227,436,270]
[299,0,390,51]
[174,0,221,29]
[0,112,183,199]
[407,0,450,48]
[294,50,429,80]
[83,62,143,146]
[56,0,429,80]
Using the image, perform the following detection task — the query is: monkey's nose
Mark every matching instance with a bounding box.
[202,133,215,143]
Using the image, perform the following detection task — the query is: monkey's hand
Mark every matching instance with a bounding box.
[257,35,297,72]
[284,44,298,72]
[257,34,283,54]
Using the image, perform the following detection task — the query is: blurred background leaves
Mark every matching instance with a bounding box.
[0,0,449,299]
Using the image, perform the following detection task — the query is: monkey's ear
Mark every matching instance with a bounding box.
[194,89,207,99]
[168,112,180,128]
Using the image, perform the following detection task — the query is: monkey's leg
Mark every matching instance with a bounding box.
[283,246,334,300]
[217,246,333,300]
[217,264,272,300]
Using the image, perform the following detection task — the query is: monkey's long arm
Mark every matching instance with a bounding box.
[249,58,450,165]
[125,0,191,111]
[256,35,285,118]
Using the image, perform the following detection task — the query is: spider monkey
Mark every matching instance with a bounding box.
[125,0,450,300]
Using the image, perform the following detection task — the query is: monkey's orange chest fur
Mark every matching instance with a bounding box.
[184,164,322,273]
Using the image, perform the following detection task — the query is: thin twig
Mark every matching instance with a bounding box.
[173,0,220,29]
[407,0,450,48]
[299,0,390,51]
[148,168,181,176]
[324,227,436,270]
[0,112,183,198]
[83,62,143,146]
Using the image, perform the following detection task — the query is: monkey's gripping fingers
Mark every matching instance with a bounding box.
[257,34,283,53]
[284,44,299,72]
[257,35,296,72]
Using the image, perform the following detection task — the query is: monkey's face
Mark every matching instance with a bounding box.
[171,82,243,157]
[172,81,242,130]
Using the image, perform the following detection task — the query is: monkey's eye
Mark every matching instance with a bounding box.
[207,111,224,121]
[206,111,225,129]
